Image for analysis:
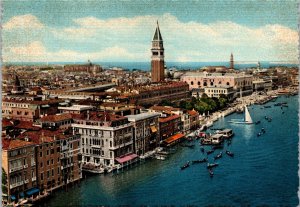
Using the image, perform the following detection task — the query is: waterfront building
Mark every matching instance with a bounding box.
[181,72,253,97]
[71,111,134,172]
[159,114,182,141]
[151,21,165,82]
[18,129,81,193]
[204,86,235,100]
[187,109,200,130]
[252,79,272,92]
[126,112,160,156]
[2,138,37,203]
[2,98,63,122]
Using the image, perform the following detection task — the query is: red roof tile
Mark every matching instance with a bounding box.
[159,114,181,123]
[39,113,73,122]
[2,138,35,150]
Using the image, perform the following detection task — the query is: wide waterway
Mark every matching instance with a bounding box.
[43,95,299,206]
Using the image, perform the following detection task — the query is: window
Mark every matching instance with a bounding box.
[46,150,49,155]
[40,152,42,157]
[40,162,43,167]
[47,160,50,165]
[51,149,54,154]
[52,169,54,176]
[51,159,54,164]
[226,82,230,86]
[41,173,43,180]
[197,81,200,86]
[191,81,194,85]
[47,171,50,178]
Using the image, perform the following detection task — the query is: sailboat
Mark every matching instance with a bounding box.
[228,106,254,124]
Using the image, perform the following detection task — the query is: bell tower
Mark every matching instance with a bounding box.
[151,21,164,82]
[230,53,234,69]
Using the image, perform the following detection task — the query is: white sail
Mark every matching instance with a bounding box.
[244,106,253,123]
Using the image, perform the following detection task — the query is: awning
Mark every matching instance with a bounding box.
[19,192,25,198]
[115,153,138,164]
[10,195,16,200]
[150,126,157,133]
[25,188,40,196]
[163,133,185,144]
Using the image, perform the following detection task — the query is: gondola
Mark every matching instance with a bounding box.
[214,152,222,160]
[225,150,234,157]
[207,163,219,169]
[192,158,207,164]
[209,169,214,177]
[180,162,190,170]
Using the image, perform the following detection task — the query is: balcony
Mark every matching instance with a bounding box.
[9,165,23,173]
[31,162,36,166]
[111,141,133,150]
[23,164,28,168]
[32,177,36,182]
[24,179,29,184]
[61,163,74,170]
[10,181,24,189]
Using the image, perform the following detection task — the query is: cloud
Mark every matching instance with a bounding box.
[2,13,298,62]
[3,14,44,30]
[3,41,139,62]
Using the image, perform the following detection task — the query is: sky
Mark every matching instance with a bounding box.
[1,0,299,63]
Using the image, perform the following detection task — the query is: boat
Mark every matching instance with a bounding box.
[255,121,261,125]
[217,129,234,138]
[214,152,223,160]
[206,149,214,155]
[209,169,214,177]
[264,105,271,108]
[180,161,190,170]
[192,158,207,164]
[200,147,205,153]
[155,154,166,160]
[228,106,254,124]
[207,163,219,169]
[225,150,234,157]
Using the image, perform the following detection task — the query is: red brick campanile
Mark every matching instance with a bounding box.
[151,21,165,82]
[230,53,234,69]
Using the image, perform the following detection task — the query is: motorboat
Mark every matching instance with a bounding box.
[255,121,261,125]
[225,150,234,157]
[217,129,234,138]
[207,163,219,169]
[206,149,214,155]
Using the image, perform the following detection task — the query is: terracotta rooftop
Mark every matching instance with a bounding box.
[2,119,14,128]
[17,129,73,144]
[2,138,35,150]
[72,111,127,123]
[2,98,63,105]
[159,114,181,123]
[188,110,199,116]
[39,113,73,122]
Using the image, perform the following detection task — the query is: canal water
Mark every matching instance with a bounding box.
[43,95,299,206]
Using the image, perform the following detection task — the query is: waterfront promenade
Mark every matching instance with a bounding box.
[202,87,298,128]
